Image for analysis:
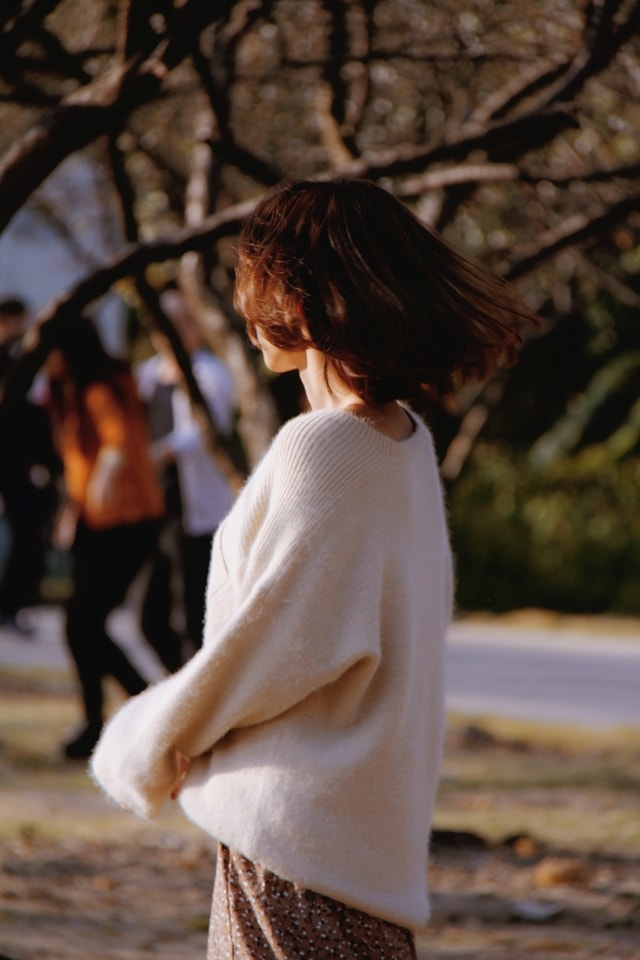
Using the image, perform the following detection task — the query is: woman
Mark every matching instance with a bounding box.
[91,179,537,957]
[46,317,165,759]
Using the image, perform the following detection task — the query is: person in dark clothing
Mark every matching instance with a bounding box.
[0,297,60,634]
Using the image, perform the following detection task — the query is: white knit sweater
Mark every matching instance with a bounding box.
[91,408,453,930]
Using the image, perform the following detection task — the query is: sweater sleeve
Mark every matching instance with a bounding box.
[90,413,384,818]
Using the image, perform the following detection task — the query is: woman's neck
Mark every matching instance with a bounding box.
[296,348,345,411]
[299,350,413,441]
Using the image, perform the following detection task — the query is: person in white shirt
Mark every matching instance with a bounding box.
[91,178,538,959]
[136,290,235,668]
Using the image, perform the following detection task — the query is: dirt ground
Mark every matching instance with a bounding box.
[1,657,639,959]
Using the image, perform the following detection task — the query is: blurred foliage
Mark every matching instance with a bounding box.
[450,442,640,615]
[452,289,640,615]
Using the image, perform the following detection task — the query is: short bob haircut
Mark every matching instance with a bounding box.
[234,178,538,403]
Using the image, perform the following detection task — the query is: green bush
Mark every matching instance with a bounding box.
[449,443,640,615]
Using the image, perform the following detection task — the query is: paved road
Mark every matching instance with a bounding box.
[1,607,639,729]
[447,621,640,728]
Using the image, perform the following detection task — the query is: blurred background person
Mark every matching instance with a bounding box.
[136,288,236,666]
[45,316,165,759]
[0,296,60,636]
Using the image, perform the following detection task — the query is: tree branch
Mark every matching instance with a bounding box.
[396,163,520,196]
[31,24,94,84]
[505,192,640,280]
[0,55,154,234]
[0,0,237,233]
[0,0,60,64]
[427,1,640,231]
[317,0,357,166]
[0,0,23,32]
[107,132,246,484]
[188,1,283,188]
[340,107,579,180]
[396,160,640,198]
[506,0,640,116]
[0,198,258,423]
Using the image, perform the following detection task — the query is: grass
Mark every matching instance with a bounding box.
[436,713,640,857]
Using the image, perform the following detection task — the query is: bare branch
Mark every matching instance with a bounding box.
[0,56,151,233]
[519,0,640,114]
[440,403,490,484]
[107,131,246,484]
[180,109,278,467]
[0,0,23,32]
[137,279,248,487]
[315,83,355,169]
[207,136,283,187]
[31,24,94,84]
[422,1,640,232]
[522,161,640,186]
[504,192,640,280]
[316,0,358,166]
[469,59,572,126]
[0,77,60,106]
[397,160,640,198]
[128,131,187,216]
[115,0,162,62]
[579,253,640,308]
[396,163,520,196]
[0,198,258,424]
[338,0,374,140]
[0,0,60,60]
[341,107,579,180]
[192,0,264,136]
[187,1,283,189]
[0,0,237,233]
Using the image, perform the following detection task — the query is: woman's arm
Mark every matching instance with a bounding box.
[90,413,384,818]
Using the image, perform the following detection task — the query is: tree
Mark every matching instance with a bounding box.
[1,0,639,473]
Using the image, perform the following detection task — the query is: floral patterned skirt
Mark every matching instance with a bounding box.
[207,843,417,960]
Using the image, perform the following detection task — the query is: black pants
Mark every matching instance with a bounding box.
[66,518,160,728]
[182,530,214,648]
[141,523,213,663]
[140,517,184,673]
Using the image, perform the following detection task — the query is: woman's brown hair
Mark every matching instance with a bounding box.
[234,178,538,402]
[46,316,131,455]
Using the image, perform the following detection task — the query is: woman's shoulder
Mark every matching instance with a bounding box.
[264,409,400,507]
[274,407,386,448]
[271,409,371,467]
[275,407,340,441]
[274,407,433,461]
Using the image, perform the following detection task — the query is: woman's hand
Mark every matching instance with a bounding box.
[170,750,190,800]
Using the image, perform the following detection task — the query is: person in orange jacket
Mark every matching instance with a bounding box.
[45,316,165,759]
